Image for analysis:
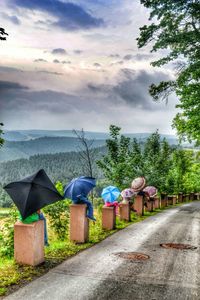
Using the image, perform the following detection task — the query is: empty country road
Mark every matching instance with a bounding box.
[5,201,200,300]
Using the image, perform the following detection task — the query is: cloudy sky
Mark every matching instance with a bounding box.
[0,0,178,134]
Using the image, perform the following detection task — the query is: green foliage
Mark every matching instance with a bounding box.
[142,131,173,192]
[97,126,173,192]
[166,149,193,194]
[43,181,71,240]
[183,162,200,193]
[138,0,200,145]
[0,183,12,207]
[0,206,18,258]
[97,125,132,189]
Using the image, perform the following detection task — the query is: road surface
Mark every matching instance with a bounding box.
[5,201,200,300]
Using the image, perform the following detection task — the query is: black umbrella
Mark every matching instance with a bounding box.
[4,169,64,219]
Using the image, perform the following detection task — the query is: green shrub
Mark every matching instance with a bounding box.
[44,199,71,240]
[0,206,18,258]
[43,181,71,240]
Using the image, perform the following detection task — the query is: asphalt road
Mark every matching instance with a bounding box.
[5,201,200,300]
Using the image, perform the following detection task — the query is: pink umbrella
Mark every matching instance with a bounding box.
[121,188,136,199]
[131,177,146,192]
[143,186,157,198]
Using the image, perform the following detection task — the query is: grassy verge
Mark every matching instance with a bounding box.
[0,201,192,297]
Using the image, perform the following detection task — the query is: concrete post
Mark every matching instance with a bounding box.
[70,204,89,243]
[172,195,177,205]
[161,193,168,208]
[146,199,154,212]
[119,203,131,221]
[154,197,160,209]
[178,193,183,203]
[185,194,190,201]
[167,195,173,205]
[14,220,45,266]
[189,192,194,201]
[102,206,116,230]
[134,195,144,216]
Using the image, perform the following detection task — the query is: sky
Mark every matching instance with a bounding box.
[0,0,179,134]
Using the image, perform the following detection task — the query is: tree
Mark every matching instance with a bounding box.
[73,129,99,202]
[166,149,193,194]
[142,131,172,191]
[97,125,131,189]
[0,28,8,41]
[128,138,144,178]
[97,126,173,191]
[73,129,97,178]
[137,0,200,145]
[0,123,4,148]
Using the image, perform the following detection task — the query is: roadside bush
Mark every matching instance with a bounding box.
[0,205,18,258]
[43,181,71,240]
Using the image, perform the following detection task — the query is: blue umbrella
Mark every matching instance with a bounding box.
[64,176,96,201]
[101,186,121,203]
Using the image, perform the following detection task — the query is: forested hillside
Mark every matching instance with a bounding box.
[0,137,106,162]
[0,146,106,206]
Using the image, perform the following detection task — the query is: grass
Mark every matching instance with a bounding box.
[0,201,193,297]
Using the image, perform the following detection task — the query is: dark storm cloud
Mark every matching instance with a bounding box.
[51,48,67,55]
[113,69,170,109]
[87,84,101,92]
[0,80,28,92]
[87,83,113,94]
[0,66,23,72]
[10,0,104,30]
[87,69,170,110]
[109,54,120,58]
[52,59,71,64]
[62,61,71,64]
[53,59,60,64]
[133,53,154,61]
[0,87,100,115]
[74,50,83,55]
[94,63,101,67]
[123,54,134,60]
[34,59,48,63]
[36,70,63,76]
[110,61,124,66]
[1,12,21,25]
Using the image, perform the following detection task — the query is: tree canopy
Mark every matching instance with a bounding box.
[0,28,8,41]
[97,125,174,192]
[137,0,200,145]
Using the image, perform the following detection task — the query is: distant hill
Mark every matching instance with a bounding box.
[0,130,181,162]
[4,129,179,143]
[0,137,106,162]
[4,130,108,141]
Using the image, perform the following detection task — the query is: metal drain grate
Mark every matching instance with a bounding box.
[115,252,150,261]
[160,243,197,250]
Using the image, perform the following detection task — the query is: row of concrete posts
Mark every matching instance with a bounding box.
[14,192,200,266]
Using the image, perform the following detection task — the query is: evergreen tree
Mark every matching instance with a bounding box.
[97,125,131,188]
